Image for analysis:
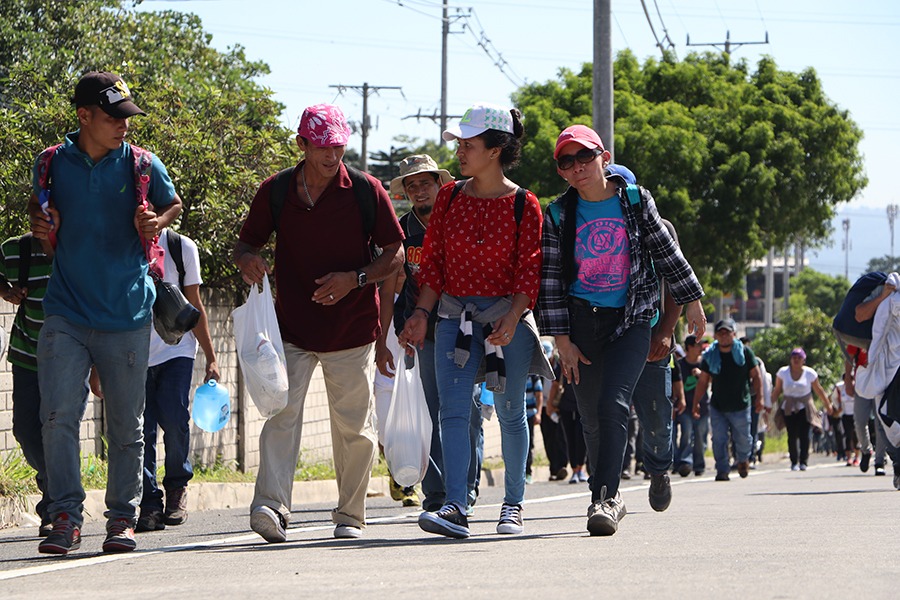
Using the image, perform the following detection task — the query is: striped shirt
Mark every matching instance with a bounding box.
[536,182,704,341]
[0,235,52,371]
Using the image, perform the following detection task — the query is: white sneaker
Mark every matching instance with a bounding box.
[496,503,524,535]
[334,524,362,539]
[250,506,287,543]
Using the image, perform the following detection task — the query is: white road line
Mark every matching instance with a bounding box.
[0,461,843,582]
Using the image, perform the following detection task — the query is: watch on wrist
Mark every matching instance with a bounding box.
[355,269,367,288]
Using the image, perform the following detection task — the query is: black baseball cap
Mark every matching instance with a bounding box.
[74,71,146,118]
[714,318,736,332]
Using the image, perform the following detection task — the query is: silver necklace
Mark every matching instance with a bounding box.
[301,165,315,208]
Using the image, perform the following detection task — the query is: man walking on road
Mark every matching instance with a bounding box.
[234,104,404,542]
[692,318,762,481]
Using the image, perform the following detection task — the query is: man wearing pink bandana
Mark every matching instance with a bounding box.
[234,104,404,542]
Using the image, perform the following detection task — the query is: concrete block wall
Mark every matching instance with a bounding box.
[1,290,514,475]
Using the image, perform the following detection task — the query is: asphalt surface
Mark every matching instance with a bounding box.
[0,454,898,599]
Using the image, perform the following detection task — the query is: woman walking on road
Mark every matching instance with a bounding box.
[771,348,833,471]
[399,102,551,539]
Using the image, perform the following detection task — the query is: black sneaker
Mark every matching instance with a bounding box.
[102,518,137,553]
[715,473,730,481]
[418,503,470,539]
[648,473,672,512]
[860,451,872,473]
[496,503,524,535]
[164,487,188,526]
[250,505,287,543]
[587,486,626,536]
[38,513,81,555]
[136,509,166,532]
[677,463,692,478]
[874,464,886,476]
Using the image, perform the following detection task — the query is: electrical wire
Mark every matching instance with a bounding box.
[639,0,666,58]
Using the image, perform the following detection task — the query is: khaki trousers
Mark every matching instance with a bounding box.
[252,342,376,528]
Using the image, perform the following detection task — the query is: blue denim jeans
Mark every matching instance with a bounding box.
[142,356,195,511]
[414,339,483,511]
[568,302,651,502]
[709,405,752,476]
[631,357,674,475]
[38,315,150,527]
[12,365,50,522]
[435,296,532,508]
[674,410,709,472]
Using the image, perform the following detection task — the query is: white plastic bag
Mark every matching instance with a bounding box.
[383,348,432,487]
[232,276,289,418]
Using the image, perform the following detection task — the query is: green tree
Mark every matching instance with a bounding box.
[866,255,900,273]
[512,51,867,292]
[751,306,843,388]
[0,0,294,288]
[789,269,850,320]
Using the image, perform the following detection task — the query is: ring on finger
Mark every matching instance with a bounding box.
[329,293,334,301]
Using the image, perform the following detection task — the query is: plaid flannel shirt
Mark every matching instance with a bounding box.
[536,182,704,341]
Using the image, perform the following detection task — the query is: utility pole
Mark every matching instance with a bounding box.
[842,218,851,280]
[593,0,614,158]
[888,203,899,259]
[329,83,402,171]
[441,0,449,145]
[686,30,769,55]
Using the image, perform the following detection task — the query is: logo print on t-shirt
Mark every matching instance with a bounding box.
[575,218,629,292]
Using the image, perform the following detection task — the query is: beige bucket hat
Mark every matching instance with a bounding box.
[389,154,454,197]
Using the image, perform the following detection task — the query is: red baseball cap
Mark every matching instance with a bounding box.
[554,124,604,159]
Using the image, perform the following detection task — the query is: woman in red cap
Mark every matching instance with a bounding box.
[536,124,706,536]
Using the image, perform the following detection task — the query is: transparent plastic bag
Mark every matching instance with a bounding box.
[232,276,289,417]
[383,348,432,487]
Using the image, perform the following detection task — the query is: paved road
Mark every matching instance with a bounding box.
[1,455,897,599]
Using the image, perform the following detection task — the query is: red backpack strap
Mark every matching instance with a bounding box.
[129,144,164,279]
[36,144,63,192]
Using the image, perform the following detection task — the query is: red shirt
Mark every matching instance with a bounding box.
[419,182,542,306]
[239,162,404,352]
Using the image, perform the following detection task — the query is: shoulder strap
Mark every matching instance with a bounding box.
[345,165,376,236]
[129,145,153,206]
[17,233,32,289]
[166,230,186,290]
[448,179,467,209]
[269,166,295,232]
[625,184,641,207]
[447,180,525,231]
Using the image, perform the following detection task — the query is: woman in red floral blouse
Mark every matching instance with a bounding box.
[399,102,551,540]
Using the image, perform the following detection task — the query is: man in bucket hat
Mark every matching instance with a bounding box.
[28,70,182,555]
[234,103,404,542]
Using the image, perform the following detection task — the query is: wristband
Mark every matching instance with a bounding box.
[414,306,431,318]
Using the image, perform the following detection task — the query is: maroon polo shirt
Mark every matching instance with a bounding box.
[239,161,403,352]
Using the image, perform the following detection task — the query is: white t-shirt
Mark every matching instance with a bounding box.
[777,365,818,410]
[148,229,202,367]
[834,381,854,416]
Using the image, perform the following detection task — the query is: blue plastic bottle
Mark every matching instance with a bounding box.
[192,379,230,433]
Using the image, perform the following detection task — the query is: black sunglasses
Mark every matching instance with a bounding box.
[556,147,603,170]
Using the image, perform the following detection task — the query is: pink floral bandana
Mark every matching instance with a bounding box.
[298,104,351,147]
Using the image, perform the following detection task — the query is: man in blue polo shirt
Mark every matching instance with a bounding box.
[28,71,182,556]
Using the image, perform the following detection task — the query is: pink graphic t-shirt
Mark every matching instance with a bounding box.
[569,195,631,308]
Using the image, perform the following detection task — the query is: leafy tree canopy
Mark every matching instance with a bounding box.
[0,0,296,288]
[788,268,850,320]
[510,50,867,291]
[751,305,843,389]
[866,255,900,274]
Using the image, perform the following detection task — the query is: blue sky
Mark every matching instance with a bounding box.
[139,0,898,277]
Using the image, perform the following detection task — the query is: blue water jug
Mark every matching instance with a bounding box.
[192,379,230,433]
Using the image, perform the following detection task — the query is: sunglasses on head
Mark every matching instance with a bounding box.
[556,147,604,170]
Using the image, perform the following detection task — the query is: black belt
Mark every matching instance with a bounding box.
[568,296,624,314]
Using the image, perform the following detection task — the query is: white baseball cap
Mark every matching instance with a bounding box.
[442,102,514,141]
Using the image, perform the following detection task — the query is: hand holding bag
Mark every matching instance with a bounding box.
[232,276,289,417]
[383,348,432,487]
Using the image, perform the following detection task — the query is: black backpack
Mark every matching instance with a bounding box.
[268,164,376,236]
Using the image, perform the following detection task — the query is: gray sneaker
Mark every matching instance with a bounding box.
[587,485,627,536]
[250,505,287,543]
